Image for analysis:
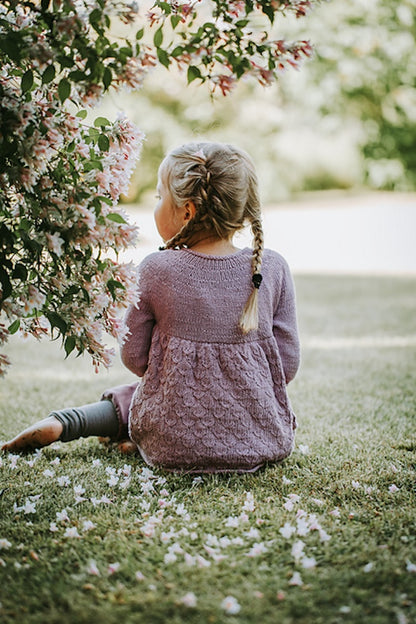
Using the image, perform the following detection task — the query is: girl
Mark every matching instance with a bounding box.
[2,142,300,473]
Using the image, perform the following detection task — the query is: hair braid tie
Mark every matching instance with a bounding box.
[252,273,263,289]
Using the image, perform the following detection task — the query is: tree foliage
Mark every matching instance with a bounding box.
[0,0,318,375]
[283,0,416,190]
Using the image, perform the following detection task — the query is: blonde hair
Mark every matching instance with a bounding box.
[159,142,264,334]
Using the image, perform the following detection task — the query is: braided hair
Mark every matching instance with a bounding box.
[159,142,264,333]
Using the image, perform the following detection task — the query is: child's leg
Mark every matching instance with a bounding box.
[1,416,63,452]
[53,400,119,442]
[1,400,119,453]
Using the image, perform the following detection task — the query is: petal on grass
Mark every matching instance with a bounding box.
[64,527,81,538]
[288,571,303,586]
[178,592,197,607]
[221,596,241,614]
[107,562,120,575]
[86,559,100,576]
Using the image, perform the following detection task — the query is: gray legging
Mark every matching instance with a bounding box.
[51,400,120,442]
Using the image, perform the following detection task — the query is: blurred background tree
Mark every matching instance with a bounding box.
[100,0,415,204]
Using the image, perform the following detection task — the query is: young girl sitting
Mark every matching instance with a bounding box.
[2,142,300,473]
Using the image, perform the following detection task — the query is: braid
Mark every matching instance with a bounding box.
[250,218,264,275]
[239,217,264,334]
[163,210,207,250]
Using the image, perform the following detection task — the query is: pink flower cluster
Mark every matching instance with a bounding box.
[0,45,144,374]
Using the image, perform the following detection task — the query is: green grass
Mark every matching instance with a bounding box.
[1,274,415,624]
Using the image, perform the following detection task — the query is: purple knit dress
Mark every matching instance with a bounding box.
[104,247,300,473]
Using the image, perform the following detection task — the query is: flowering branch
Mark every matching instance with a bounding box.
[0,0,319,375]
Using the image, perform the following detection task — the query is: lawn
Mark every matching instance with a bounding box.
[0,274,415,624]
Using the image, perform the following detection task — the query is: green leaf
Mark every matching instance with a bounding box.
[83,159,103,172]
[98,195,113,206]
[58,55,75,69]
[68,70,85,82]
[187,65,202,83]
[103,67,112,89]
[171,46,183,58]
[8,319,20,335]
[64,335,76,357]
[107,279,126,300]
[89,8,102,24]
[42,64,55,84]
[46,311,68,334]
[153,27,163,47]
[94,116,111,128]
[0,32,22,61]
[58,78,71,102]
[171,14,182,29]
[98,134,110,151]
[136,28,144,40]
[158,2,171,14]
[107,212,127,224]
[0,266,12,301]
[81,287,90,304]
[157,48,170,68]
[261,4,275,23]
[21,70,34,93]
[88,127,100,140]
[12,264,27,281]
[76,109,88,119]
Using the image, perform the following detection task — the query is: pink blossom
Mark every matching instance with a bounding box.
[46,233,64,257]
[215,74,236,97]
[23,285,46,314]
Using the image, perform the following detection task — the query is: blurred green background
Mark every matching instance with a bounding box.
[98,0,416,205]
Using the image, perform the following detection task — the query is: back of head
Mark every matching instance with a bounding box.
[160,142,264,333]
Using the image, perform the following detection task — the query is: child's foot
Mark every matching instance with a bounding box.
[117,440,138,455]
[1,416,63,453]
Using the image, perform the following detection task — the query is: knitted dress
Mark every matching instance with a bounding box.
[107,247,300,473]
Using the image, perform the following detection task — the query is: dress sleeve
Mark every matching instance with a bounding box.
[273,260,300,384]
[120,258,156,377]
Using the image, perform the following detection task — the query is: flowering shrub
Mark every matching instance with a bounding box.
[0,0,316,375]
